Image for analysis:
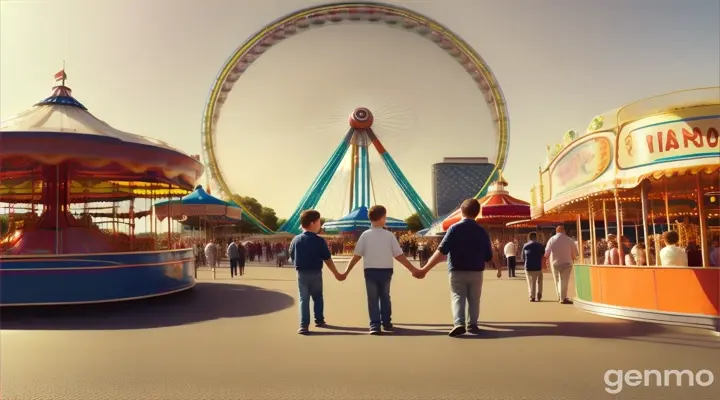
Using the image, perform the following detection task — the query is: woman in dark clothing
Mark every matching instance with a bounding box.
[237,241,247,276]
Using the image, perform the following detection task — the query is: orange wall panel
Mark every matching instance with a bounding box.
[596,267,658,310]
[654,268,720,315]
[586,265,720,317]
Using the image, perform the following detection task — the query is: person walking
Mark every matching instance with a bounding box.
[522,232,545,302]
[289,210,344,334]
[227,239,239,278]
[503,240,517,278]
[204,240,217,271]
[416,199,493,337]
[237,240,247,276]
[544,226,577,304]
[342,205,420,335]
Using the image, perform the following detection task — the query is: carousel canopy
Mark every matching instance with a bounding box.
[441,174,530,231]
[0,73,203,202]
[154,186,242,221]
[322,206,408,232]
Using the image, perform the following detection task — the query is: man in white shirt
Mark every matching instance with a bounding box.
[342,205,420,335]
[204,240,217,271]
[659,231,688,267]
[504,240,517,277]
[544,226,578,304]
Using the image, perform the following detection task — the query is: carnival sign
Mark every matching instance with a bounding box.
[618,113,720,170]
[550,137,612,197]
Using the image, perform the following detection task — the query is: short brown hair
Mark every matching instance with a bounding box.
[527,231,538,241]
[460,198,480,219]
[300,210,321,228]
[368,205,387,221]
[664,230,679,245]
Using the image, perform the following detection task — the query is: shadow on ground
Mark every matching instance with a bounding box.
[0,282,294,331]
[401,320,720,348]
[305,324,448,336]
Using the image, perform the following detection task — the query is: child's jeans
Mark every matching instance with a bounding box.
[297,270,324,327]
[364,268,393,329]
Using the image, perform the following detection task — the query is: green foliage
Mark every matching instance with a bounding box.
[405,213,423,232]
[233,195,280,233]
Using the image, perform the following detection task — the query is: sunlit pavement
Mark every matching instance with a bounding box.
[1,259,719,400]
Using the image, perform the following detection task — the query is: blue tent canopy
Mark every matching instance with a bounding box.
[154,185,242,221]
[322,206,408,233]
[154,185,229,207]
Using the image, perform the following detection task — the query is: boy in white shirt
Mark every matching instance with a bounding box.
[342,205,420,335]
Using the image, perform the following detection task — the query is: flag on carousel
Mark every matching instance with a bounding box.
[54,70,67,82]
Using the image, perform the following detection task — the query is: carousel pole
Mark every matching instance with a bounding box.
[588,199,596,264]
[634,213,639,244]
[614,190,625,264]
[650,209,658,265]
[576,213,583,264]
[55,165,60,254]
[129,199,135,251]
[167,184,172,250]
[602,200,609,239]
[664,181,671,231]
[696,173,709,267]
[640,180,651,265]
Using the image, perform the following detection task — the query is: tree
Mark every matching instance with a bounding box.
[232,195,280,233]
[405,213,423,232]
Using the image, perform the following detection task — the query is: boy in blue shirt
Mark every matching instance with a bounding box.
[416,199,493,337]
[289,209,343,334]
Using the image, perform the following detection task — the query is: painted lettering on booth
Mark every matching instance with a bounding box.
[645,127,719,154]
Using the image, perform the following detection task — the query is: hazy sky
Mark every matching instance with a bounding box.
[2,0,719,219]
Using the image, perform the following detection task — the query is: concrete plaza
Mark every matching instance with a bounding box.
[1,257,719,400]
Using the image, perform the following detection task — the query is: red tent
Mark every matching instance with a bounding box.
[441,176,530,231]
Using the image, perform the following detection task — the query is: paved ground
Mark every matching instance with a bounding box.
[1,257,719,400]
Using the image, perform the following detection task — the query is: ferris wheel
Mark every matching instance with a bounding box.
[201,2,510,233]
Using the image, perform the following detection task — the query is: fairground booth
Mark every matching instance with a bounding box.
[530,88,720,333]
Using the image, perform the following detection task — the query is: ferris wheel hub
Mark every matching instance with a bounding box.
[349,107,374,129]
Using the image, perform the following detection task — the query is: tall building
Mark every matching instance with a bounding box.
[431,157,496,217]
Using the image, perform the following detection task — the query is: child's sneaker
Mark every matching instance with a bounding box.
[382,323,394,332]
[369,327,381,335]
[297,326,309,334]
[314,320,327,327]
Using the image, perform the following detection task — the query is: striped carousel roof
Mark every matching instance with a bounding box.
[441,175,530,230]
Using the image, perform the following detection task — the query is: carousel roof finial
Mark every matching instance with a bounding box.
[56,61,67,86]
[35,64,87,110]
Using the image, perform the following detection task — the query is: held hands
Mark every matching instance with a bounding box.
[334,270,348,281]
[412,267,428,279]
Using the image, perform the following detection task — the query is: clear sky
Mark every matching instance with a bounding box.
[2,0,719,220]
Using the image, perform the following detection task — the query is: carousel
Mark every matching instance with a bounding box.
[530,87,720,333]
[0,71,204,306]
[429,172,532,259]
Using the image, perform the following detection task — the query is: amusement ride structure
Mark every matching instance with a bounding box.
[279,107,429,234]
[201,1,510,233]
[0,72,204,305]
